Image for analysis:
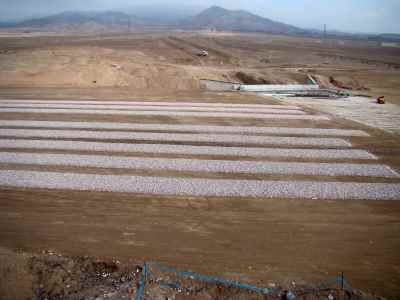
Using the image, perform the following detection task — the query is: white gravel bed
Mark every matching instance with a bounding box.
[0,100,301,110]
[0,103,306,114]
[0,139,376,160]
[0,152,396,177]
[0,108,330,120]
[0,129,351,147]
[1,170,399,200]
[0,120,369,137]
[270,95,400,135]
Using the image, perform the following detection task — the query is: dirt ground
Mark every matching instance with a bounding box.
[0,31,400,102]
[1,188,400,299]
[0,32,400,299]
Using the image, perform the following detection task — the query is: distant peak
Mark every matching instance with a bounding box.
[184,5,303,35]
[203,6,228,13]
[208,5,226,10]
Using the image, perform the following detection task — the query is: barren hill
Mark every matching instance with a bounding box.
[181,6,304,34]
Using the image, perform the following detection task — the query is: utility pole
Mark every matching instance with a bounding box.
[323,24,327,41]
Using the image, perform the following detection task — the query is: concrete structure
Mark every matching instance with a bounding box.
[239,84,320,93]
[200,79,320,94]
[200,79,240,91]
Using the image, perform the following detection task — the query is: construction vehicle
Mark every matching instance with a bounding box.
[197,50,209,57]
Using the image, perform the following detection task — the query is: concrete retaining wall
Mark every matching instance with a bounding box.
[200,79,240,91]
[239,84,320,92]
[200,79,320,93]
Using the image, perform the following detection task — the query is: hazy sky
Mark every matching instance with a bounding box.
[1,0,399,34]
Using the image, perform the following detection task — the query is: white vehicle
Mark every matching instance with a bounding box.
[197,50,209,57]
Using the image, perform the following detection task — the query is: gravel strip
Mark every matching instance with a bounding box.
[0,129,351,147]
[0,104,306,114]
[0,139,376,159]
[0,152,396,177]
[0,100,300,110]
[0,170,399,200]
[0,108,330,120]
[0,120,369,137]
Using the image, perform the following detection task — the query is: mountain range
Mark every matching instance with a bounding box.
[1,5,399,42]
[0,6,307,34]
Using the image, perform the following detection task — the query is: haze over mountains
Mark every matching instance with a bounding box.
[13,11,145,32]
[1,5,399,42]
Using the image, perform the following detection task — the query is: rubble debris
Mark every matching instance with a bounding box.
[0,249,387,299]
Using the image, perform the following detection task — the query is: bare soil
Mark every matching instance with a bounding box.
[1,32,399,102]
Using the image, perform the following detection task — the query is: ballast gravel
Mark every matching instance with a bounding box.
[0,129,351,147]
[0,100,301,110]
[0,120,369,137]
[0,170,399,200]
[0,139,376,159]
[0,108,330,120]
[0,103,306,114]
[0,152,396,177]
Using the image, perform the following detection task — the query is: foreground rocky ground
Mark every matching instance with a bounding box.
[0,247,387,300]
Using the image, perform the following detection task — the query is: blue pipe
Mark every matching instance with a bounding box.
[135,262,149,300]
[154,263,273,295]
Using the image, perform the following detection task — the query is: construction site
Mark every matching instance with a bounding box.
[0,20,400,300]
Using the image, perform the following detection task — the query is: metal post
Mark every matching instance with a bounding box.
[341,272,344,290]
